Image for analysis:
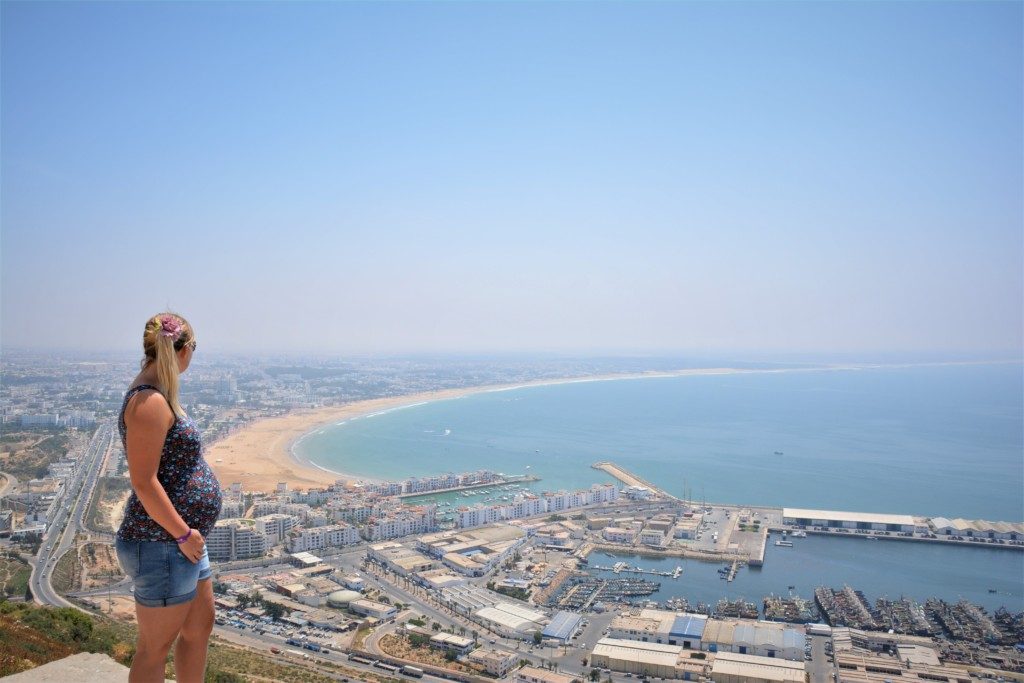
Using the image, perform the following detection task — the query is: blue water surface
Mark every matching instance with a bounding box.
[297,363,1023,520]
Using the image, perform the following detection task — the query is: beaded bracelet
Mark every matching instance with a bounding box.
[175,529,192,544]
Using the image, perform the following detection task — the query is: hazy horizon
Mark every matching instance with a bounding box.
[3,1,1021,357]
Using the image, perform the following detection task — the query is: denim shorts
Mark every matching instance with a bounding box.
[115,538,211,607]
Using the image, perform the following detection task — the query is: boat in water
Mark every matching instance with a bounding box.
[775,540,794,547]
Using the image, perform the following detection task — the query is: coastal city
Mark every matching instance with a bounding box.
[1,352,1022,682]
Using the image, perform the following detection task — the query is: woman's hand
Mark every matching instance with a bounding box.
[178,528,206,563]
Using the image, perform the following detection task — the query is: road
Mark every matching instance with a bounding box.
[30,421,115,608]
[0,470,18,498]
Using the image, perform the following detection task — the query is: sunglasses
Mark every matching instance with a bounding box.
[187,340,197,352]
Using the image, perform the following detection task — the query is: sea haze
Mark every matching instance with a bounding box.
[296,363,1023,522]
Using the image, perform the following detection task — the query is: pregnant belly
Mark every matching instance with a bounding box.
[173,462,223,525]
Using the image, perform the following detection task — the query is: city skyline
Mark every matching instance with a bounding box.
[2,1,1022,356]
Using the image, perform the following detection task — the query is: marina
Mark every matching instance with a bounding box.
[591,562,683,578]
[397,476,540,500]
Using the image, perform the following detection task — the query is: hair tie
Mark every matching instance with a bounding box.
[158,315,183,341]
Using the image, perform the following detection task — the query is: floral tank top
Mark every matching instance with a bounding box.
[116,384,223,542]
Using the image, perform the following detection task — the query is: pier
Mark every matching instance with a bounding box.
[591,562,678,577]
[592,461,678,500]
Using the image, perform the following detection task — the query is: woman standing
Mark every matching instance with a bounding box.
[115,313,222,682]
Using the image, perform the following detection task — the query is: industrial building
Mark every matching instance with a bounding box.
[834,652,971,683]
[928,517,1023,539]
[542,611,583,643]
[702,620,804,660]
[590,638,684,678]
[710,652,805,683]
[608,609,707,650]
[474,602,549,639]
[783,508,920,533]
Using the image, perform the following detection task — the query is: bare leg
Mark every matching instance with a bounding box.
[131,598,193,682]
[173,578,215,683]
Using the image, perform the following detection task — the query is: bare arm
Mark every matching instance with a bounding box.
[124,390,191,539]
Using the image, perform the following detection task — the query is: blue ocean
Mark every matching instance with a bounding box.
[297,363,1023,520]
[295,363,1024,612]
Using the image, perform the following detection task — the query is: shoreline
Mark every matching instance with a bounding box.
[206,365,823,493]
[206,360,1015,495]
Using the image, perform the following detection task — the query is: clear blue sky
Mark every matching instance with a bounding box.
[2,1,1021,356]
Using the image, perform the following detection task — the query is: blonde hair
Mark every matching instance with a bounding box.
[141,312,194,418]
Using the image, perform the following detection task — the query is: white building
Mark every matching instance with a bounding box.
[468,649,518,677]
[207,519,267,561]
[349,598,398,620]
[287,523,361,552]
[365,507,437,541]
[622,485,653,500]
[783,508,920,534]
[457,484,619,529]
[602,527,637,543]
[342,575,365,591]
[219,499,244,519]
[639,528,667,547]
[254,513,298,545]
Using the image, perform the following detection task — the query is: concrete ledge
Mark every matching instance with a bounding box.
[1,653,174,682]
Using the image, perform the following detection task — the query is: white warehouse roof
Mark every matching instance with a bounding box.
[784,508,916,526]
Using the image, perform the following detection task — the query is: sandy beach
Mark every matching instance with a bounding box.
[204,366,790,493]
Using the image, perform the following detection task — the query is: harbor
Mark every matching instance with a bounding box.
[584,534,1023,614]
[397,475,541,500]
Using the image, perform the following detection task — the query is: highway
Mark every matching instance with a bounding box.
[29,421,115,609]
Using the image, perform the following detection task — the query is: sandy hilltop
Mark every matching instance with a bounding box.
[204,366,811,493]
